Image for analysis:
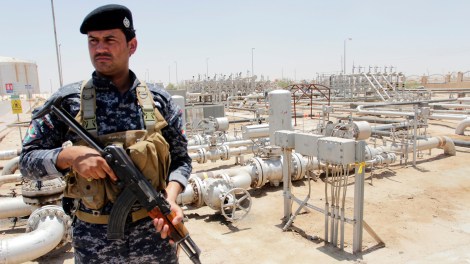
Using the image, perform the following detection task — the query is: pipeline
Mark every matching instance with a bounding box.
[0,205,71,264]
[356,102,470,135]
[190,145,258,164]
[188,134,243,146]
[178,153,314,209]
[455,117,470,135]
[0,196,39,219]
[1,157,20,176]
[228,117,266,124]
[452,139,470,148]
[0,149,21,161]
[364,136,456,165]
[188,139,254,152]
[0,174,22,187]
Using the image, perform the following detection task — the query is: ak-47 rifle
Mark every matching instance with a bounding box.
[33,96,201,264]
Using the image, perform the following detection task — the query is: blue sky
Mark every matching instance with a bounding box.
[1,0,469,92]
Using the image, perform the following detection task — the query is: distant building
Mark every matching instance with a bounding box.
[0,56,40,97]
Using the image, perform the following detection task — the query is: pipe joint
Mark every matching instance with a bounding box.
[27,205,72,248]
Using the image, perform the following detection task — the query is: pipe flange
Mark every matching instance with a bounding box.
[248,157,265,188]
[197,148,207,164]
[218,145,230,160]
[22,178,66,205]
[26,205,73,246]
[188,176,205,208]
[192,134,205,145]
[291,153,304,181]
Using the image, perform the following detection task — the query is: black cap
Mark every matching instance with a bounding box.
[80,4,135,40]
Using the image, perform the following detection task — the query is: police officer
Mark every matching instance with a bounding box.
[20,4,191,263]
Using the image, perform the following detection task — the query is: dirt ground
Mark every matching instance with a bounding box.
[1,108,470,264]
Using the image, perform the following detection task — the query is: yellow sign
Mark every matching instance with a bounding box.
[11,99,23,114]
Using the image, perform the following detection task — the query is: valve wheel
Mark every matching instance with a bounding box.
[220,188,252,222]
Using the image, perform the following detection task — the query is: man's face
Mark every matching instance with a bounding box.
[87,28,136,77]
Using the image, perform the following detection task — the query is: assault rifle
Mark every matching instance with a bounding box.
[33,96,201,264]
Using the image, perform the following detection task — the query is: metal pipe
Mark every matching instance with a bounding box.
[242,124,269,139]
[179,153,315,207]
[188,134,244,146]
[0,174,22,187]
[456,118,470,135]
[430,103,470,109]
[188,139,254,152]
[365,136,456,159]
[190,145,257,164]
[0,196,39,219]
[228,117,266,124]
[356,103,470,136]
[452,139,470,148]
[0,149,21,160]
[0,205,71,263]
[1,156,19,175]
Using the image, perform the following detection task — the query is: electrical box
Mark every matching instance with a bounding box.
[322,105,334,113]
[294,133,324,157]
[317,137,356,165]
[420,107,431,118]
[274,130,296,148]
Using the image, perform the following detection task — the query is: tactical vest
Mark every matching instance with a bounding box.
[64,79,171,211]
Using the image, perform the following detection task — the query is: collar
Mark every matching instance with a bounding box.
[91,70,139,92]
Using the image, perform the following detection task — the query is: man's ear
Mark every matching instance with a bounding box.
[129,38,138,56]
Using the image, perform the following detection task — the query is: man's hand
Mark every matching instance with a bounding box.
[57,145,117,181]
[153,181,184,241]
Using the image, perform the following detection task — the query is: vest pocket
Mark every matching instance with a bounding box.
[64,171,107,210]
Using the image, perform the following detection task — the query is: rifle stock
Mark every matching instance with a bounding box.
[34,96,201,264]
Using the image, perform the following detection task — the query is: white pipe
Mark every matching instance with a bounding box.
[430,103,470,109]
[357,104,470,135]
[430,113,469,121]
[0,149,21,160]
[188,134,243,146]
[179,153,314,206]
[456,118,470,135]
[356,104,414,117]
[188,139,254,152]
[0,205,70,264]
[242,124,269,139]
[0,196,39,219]
[1,157,20,176]
[0,174,22,187]
[365,136,456,159]
[190,145,257,164]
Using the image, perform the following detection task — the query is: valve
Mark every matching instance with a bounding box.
[220,188,252,222]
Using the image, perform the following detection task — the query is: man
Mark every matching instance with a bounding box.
[19,4,191,263]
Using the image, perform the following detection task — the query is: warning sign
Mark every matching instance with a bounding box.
[11,99,23,114]
[5,83,13,94]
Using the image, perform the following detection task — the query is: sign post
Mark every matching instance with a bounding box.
[10,94,23,141]
[25,84,33,114]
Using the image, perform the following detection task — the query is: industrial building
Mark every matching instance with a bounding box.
[0,56,40,98]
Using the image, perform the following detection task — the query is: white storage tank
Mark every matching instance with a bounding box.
[268,90,292,142]
[0,56,40,97]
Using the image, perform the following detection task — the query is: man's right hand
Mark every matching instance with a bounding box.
[57,145,117,181]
